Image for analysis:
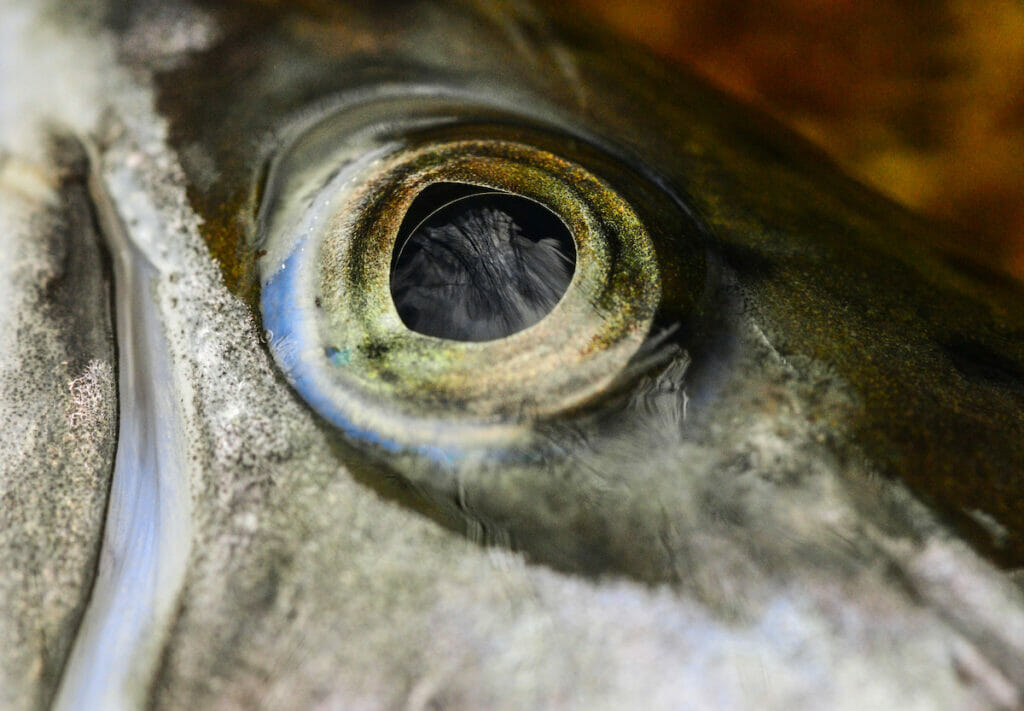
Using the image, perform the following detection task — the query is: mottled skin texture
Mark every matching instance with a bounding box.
[0,145,117,708]
[2,1,1024,710]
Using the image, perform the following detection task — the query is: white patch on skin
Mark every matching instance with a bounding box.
[67,360,115,431]
[0,4,109,164]
[121,1,220,69]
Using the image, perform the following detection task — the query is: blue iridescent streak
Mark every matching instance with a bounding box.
[261,249,459,464]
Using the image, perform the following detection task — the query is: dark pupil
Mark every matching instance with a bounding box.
[390,184,576,342]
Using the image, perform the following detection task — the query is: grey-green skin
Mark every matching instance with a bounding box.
[2,1,1024,710]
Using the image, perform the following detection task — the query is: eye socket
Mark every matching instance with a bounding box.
[256,91,703,458]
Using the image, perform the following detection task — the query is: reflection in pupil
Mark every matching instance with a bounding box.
[390,191,576,342]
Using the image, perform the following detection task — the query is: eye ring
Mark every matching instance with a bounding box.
[261,137,660,457]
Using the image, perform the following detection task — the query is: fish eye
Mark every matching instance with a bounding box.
[257,92,705,460]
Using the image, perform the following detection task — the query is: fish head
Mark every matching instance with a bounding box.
[2,1,1023,709]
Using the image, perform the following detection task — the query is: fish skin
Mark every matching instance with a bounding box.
[0,142,117,709]
[1,1,1023,710]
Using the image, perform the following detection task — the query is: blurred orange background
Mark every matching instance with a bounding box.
[569,0,1024,280]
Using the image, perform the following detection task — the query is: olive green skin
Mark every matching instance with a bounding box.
[3,1,1024,709]
[158,1,1023,567]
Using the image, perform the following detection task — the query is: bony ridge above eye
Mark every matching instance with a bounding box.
[257,94,703,461]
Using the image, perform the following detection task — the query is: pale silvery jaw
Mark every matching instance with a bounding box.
[1,2,1023,710]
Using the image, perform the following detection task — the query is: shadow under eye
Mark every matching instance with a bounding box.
[390,186,576,342]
